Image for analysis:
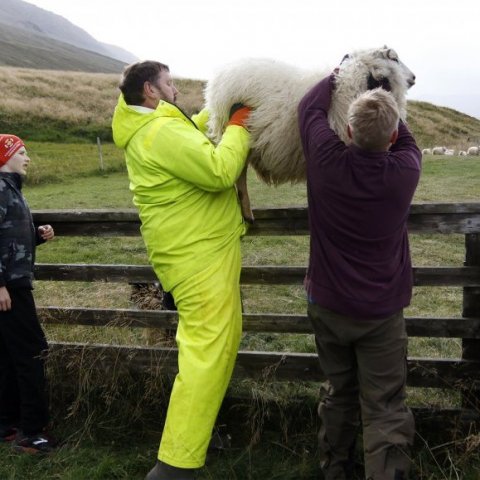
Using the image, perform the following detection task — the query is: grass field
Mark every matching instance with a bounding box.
[0,146,479,479]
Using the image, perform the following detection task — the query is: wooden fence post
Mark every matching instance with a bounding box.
[96,137,104,172]
[462,233,480,411]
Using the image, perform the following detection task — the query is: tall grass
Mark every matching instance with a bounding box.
[0,66,205,142]
[2,65,480,148]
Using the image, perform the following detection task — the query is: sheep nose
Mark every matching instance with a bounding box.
[408,75,416,87]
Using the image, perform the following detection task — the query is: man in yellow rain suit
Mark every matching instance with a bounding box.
[112,61,251,480]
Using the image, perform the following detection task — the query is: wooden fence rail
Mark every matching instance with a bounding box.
[32,203,480,236]
[47,341,480,389]
[32,205,480,420]
[37,306,480,338]
[34,263,480,286]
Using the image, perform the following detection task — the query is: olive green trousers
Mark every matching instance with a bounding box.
[308,303,415,480]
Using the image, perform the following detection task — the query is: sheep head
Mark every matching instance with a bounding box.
[361,46,416,91]
[330,46,415,142]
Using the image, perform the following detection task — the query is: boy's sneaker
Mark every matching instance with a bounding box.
[13,431,57,454]
[0,425,18,442]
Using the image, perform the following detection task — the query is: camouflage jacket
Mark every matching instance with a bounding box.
[0,172,43,288]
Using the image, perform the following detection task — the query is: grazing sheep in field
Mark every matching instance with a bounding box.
[422,148,432,155]
[431,146,447,155]
[205,46,415,222]
[459,150,467,156]
[444,149,455,156]
[467,146,480,156]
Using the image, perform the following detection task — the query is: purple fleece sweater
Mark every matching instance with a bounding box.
[298,75,422,318]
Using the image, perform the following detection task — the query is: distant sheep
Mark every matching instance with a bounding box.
[205,46,415,221]
[431,146,447,155]
[467,146,479,156]
[422,148,432,155]
[459,150,467,156]
[444,149,455,156]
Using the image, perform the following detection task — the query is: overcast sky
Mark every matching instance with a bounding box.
[26,0,480,118]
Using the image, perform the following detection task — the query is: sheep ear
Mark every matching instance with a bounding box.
[387,49,398,61]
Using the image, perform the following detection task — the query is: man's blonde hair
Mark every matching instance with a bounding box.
[347,88,400,151]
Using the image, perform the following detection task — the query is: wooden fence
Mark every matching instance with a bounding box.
[33,204,480,423]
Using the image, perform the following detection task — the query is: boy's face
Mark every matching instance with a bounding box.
[4,147,30,176]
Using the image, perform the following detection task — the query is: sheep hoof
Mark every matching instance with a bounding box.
[244,214,255,224]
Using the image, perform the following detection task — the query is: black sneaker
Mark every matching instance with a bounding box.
[13,431,57,454]
[0,425,18,442]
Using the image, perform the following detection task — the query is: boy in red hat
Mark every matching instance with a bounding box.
[0,134,56,454]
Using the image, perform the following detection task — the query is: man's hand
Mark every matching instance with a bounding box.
[328,72,337,90]
[333,53,350,74]
[227,103,251,128]
[0,286,11,311]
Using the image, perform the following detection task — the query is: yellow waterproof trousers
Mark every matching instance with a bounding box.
[158,240,242,468]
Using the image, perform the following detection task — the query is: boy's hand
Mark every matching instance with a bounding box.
[38,224,55,241]
[0,286,11,311]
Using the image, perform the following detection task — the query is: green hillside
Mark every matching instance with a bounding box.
[0,65,479,148]
[407,100,480,150]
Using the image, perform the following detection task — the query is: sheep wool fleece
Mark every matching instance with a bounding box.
[112,96,250,468]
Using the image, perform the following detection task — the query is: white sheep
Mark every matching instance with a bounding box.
[444,149,455,156]
[467,146,479,156]
[459,150,467,156]
[431,146,447,155]
[205,46,415,221]
[422,148,432,155]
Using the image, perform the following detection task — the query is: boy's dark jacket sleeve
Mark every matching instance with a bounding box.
[35,227,46,246]
[0,176,39,288]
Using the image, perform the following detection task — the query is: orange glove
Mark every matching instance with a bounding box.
[227,103,251,128]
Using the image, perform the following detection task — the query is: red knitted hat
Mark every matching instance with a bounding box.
[0,134,25,167]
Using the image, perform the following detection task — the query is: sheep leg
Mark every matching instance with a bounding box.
[236,163,254,224]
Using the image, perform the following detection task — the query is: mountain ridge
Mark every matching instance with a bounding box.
[0,0,137,72]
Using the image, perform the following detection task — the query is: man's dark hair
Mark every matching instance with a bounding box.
[119,61,170,105]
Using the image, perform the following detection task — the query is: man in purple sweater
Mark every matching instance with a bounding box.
[298,75,421,480]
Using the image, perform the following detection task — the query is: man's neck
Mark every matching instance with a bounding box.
[142,98,160,110]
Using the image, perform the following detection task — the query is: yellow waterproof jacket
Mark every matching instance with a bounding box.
[112,96,250,291]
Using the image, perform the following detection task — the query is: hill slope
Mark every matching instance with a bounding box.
[0,67,204,142]
[0,23,126,73]
[0,66,479,147]
[0,0,136,70]
[407,101,480,149]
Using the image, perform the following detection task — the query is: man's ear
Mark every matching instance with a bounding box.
[347,124,353,140]
[142,81,160,108]
[143,81,156,99]
[390,128,399,145]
